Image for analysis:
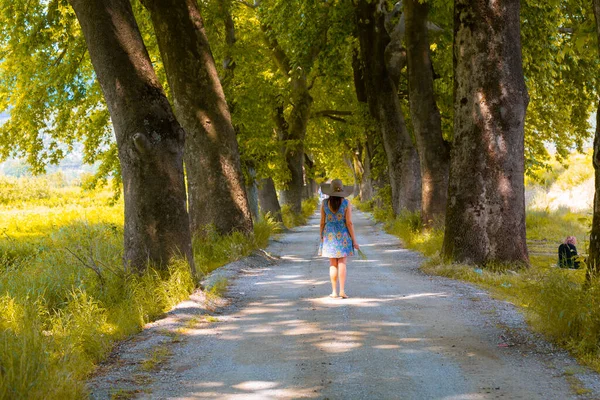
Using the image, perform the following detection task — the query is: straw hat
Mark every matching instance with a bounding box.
[320,179,353,198]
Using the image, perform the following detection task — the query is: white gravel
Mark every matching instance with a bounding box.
[88,210,600,399]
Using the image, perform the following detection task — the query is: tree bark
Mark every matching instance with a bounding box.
[261,23,316,215]
[258,177,283,223]
[69,0,194,274]
[355,0,421,215]
[141,0,253,237]
[358,141,374,202]
[352,49,374,203]
[405,0,450,227]
[271,96,312,214]
[246,165,260,221]
[442,0,529,266]
[588,0,600,278]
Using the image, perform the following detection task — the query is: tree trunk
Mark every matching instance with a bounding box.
[352,49,374,203]
[443,0,529,266]
[258,177,283,223]
[405,0,450,227]
[282,89,312,213]
[358,141,374,202]
[246,165,260,222]
[272,95,312,214]
[355,0,421,215]
[588,0,600,278]
[69,0,194,274]
[141,0,253,237]
[303,154,316,201]
[261,23,315,215]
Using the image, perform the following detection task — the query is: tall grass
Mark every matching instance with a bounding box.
[0,177,281,399]
[281,197,319,228]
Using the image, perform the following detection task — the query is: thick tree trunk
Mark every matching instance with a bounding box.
[69,0,194,274]
[588,0,600,278]
[588,103,600,278]
[355,0,421,215]
[405,0,450,227]
[261,22,316,215]
[272,95,312,214]
[376,88,422,214]
[258,177,283,223]
[142,0,253,237]
[352,50,374,203]
[282,89,312,213]
[443,0,529,266]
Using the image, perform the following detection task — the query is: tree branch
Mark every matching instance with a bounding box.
[559,27,574,34]
[261,23,293,78]
[64,247,105,287]
[310,110,353,123]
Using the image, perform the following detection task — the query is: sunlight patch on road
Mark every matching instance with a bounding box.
[195,382,225,388]
[399,337,425,343]
[233,381,279,390]
[280,255,310,263]
[315,341,362,353]
[373,344,401,349]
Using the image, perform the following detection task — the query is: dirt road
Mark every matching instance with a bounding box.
[89,211,600,399]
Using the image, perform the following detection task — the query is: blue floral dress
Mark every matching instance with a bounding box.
[319,198,354,258]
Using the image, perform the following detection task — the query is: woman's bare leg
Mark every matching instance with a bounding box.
[329,258,338,296]
[338,257,347,297]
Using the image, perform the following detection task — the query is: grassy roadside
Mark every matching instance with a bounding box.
[355,197,600,372]
[0,175,314,399]
[281,197,319,229]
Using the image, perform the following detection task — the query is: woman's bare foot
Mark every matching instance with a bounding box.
[339,292,348,299]
[329,292,338,298]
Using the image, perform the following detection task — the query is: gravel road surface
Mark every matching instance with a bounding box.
[89,210,600,399]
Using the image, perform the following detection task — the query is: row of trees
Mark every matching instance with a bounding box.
[2,0,600,272]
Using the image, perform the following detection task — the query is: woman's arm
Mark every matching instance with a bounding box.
[345,203,359,249]
[319,203,325,240]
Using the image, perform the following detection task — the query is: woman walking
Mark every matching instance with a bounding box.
[319,179,359,298]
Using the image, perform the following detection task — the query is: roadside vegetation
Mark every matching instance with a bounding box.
[281,197,320,229]
[0,174,284,399]
[356,152,600,371]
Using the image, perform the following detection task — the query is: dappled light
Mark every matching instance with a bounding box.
[110,211,578,400]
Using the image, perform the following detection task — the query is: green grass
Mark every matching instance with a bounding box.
[0,176,283,399]
[281,197,319,229]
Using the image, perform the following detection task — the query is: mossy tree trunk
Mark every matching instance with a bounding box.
[405,0,450,227]
[355,0,421,215]
[442,0,529,266]
[142,0,253,237]
[69,0,194,274]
